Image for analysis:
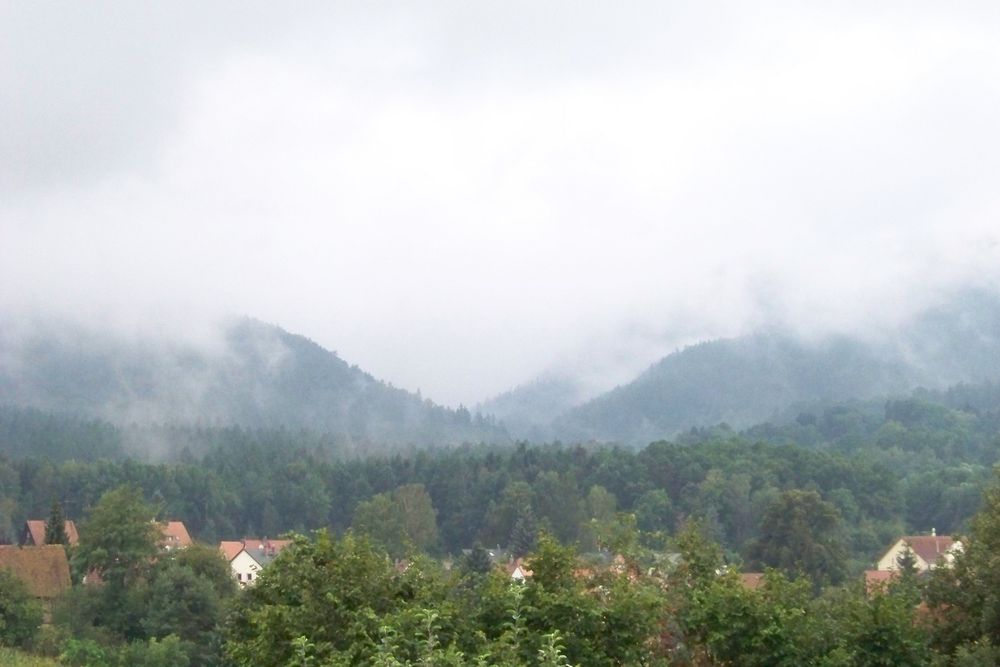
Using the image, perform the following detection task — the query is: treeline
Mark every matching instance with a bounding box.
[0,412,989,577]
[0,383,998,573]
[0,429,919,569]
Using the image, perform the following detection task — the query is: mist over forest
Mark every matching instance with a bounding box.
[6,2,1000,665]
[2,288,999,455]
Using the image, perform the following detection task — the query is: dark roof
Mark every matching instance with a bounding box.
[0,546,71,599]
[219,538,292,566]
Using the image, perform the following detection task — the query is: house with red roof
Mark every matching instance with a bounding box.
[159,521,193,551]
[22,519,79,547]
[0,545,71,619]
[505,557,532,581]
[875,532,962,573]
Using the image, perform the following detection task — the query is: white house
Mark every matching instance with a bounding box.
[220,538,292,587]
[875,533,962,573]
[505,558,532,581]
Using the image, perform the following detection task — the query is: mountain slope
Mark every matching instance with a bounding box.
[552,333,914,444]
[496,289,1000,444]
[0,318,507,448]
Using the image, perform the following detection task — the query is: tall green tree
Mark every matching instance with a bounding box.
[926,469,1000,658]
[352,484,439,558]
[76,485,160,589]
[44,500,68,546]
[0,569,42,647]
[749,489,847,585]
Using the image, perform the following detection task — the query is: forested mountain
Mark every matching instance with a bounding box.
[491,289,1000,444]
[2,381,998,561]
[0,318,507,449]
[476,374,585,442]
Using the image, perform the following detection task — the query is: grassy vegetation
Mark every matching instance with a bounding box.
[0,648,59,666]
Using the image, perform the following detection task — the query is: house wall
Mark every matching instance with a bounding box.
[230,550,263,587]
[876,540,930,572]
[876,539,961,572]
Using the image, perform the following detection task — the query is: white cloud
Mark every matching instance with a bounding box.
[2,2,1000,405]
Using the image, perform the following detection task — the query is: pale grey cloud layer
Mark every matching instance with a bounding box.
[3,2,1000,405]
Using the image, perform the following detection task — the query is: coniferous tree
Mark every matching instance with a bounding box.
[44,500,68,546]
[461,543,493,577]
[509,510,538,558]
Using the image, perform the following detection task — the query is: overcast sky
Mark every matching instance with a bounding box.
[3,2,1000,406]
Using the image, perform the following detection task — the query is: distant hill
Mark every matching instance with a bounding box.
[0,318,507,450]
[490,289,1000,444]
[475,374,584,442]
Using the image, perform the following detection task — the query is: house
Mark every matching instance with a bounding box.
[505,558,532,581]
[22,520,79,547]
[864,569,899,592]
[219,538,292,587]
[0,545,71,620]
[875,533,962,573]
[740,572,765,590]
[159,521,193,551]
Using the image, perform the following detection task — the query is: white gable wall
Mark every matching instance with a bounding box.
[230,549,263,587]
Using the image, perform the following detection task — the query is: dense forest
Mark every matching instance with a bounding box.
[1,381,998,576]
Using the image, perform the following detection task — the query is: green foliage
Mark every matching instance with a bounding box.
[224,531,395,666]
[926,468,1000,659]
[58,638,107,666]
[75,486,159,590]
[45,502,68,546]
[114,635,190,667]
[0,647,59,666]
[459,545,493,578]
[0,570,42,648]
[353,484,439,558]
[750,489,847,585]
[224,530,667,667]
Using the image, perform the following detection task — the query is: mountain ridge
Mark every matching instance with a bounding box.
[0,316,508,448]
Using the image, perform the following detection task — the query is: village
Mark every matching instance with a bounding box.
[0,510,964,622]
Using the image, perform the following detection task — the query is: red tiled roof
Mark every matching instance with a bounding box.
[902,535,956,565]
[864,569,901,594]
[218,538,292,563]
[160,521,192,549]
[219,541,245,562]
[740,572,765,590]
[505,558,532,578]
[0,546,71,599]
[24,520,79,547]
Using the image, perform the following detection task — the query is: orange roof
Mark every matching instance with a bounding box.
[740,572,765,590]
[219,541,245,562]
[505,558,532,578]
[902,536,956,565]
[218,538,292,563]
[865,569,898,592]
[24,520,79,547]
[159,521,192,549]
[0,546,71,599]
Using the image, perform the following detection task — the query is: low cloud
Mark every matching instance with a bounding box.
[3,2,1000,405]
